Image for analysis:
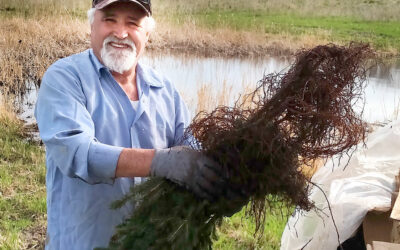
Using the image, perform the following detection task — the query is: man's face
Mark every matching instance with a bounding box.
[90,2,149,73]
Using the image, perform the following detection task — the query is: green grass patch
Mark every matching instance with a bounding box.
[175,10,400,52]
[0,111,46,248]
[214,204,292,249]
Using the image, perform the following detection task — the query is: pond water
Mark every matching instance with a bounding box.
[20,52,400,126]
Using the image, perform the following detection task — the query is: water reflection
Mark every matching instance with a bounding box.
[143,52,400,123]
[19,81,38,125]
[142,52,291,113]
[21,52,400,125]
[364,63,400,122]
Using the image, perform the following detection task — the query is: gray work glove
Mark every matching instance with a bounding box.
[150,146,226,201]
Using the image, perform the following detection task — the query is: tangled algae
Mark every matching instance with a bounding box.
[101,43,373,249]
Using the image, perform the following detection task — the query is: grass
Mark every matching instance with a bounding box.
[137,0,400,56]
[0,0,89,18]
[0,103,46,249]
[172,10,400,55]
[214,204,292,249]
[196,81,234,114]
[153,0,400,22]
[0,16,89,96]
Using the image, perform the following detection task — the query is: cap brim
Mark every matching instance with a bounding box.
[95,0,151,16]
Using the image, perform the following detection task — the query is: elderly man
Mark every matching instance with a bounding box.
[35,0,227,249]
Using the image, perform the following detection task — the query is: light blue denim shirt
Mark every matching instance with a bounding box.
[34,49,190,250]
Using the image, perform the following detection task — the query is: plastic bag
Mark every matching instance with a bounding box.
[281,119,400,250]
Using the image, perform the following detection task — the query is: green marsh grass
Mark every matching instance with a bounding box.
[214,204,292,250]
[0,103,46,249]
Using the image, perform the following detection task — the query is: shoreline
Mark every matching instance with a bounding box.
[148,39,400,60]
[149,23,400,59]
[1,16,399,100]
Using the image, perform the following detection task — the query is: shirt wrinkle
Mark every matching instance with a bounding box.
[34,49,190,250]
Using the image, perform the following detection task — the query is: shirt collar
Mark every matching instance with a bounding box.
[89,49,164,88]
[136,62,164,88]
[89,49,107,76]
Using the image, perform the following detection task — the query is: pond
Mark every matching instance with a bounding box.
[20,52,400,126]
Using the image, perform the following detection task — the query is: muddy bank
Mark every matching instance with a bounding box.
[148,30,297,58]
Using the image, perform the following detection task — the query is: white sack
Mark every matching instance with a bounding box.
[280,119,400,250]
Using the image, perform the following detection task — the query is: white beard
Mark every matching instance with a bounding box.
[100,36,137,74]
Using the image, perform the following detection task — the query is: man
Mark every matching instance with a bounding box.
[35,0,228,249]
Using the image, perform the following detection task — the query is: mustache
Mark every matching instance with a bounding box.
[103,36,135,50]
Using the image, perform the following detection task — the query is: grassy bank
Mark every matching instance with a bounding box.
[178,10,400,55]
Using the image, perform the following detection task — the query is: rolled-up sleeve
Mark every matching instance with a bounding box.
[35,62,122,185]
[87,140,122,181]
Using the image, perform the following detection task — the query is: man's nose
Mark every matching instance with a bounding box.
[112,24,128,40]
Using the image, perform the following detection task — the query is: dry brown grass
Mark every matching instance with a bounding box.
[0,16,90,95]
[196,81,233,114]
[149,19,330,57]
[0,94,17,123]
[300,158,325,178]
[0,0,90,17]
